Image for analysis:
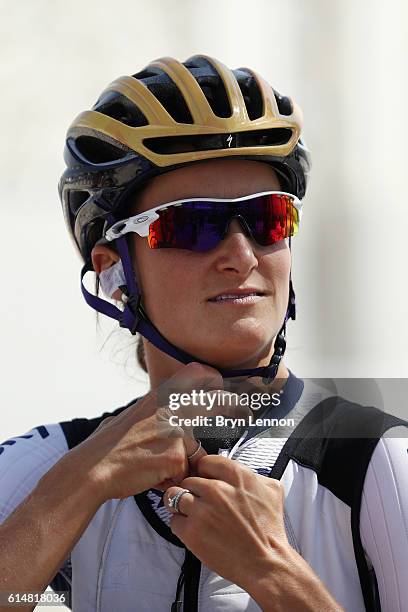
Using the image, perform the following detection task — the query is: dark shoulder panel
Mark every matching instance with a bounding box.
[59,396,142,450]
[270,396,407,612]
[271,396,407,506]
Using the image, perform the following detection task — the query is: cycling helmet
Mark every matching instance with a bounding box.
[59,55,311,383]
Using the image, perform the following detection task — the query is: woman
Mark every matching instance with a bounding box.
[0,56,407,612]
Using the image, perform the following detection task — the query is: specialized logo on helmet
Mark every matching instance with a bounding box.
[226,134,233,148]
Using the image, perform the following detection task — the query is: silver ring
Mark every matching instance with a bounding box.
[167,488,191,514]
[187,440,202,460]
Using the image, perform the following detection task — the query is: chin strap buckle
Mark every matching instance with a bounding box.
[119,292,142,335]
[262,330,287,385]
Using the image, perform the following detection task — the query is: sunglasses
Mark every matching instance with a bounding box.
[105,191,302,253]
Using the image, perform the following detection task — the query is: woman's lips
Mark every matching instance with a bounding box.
[207,291,264,304]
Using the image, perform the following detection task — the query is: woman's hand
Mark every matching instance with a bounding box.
[165,455,344,611]
[165,455,289,586]
[67,363,241,504]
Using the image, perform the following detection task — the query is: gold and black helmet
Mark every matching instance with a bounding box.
[59,55,311,262]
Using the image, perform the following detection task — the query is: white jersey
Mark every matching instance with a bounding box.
[1,372,407,611]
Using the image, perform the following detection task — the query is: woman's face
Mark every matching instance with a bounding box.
[128,158,291,369]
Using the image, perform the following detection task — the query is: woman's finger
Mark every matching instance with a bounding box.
[164,486,196,516]
[184,436,207,472]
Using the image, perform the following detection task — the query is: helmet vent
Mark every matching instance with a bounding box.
[184,57,232,118]
[143,128,292,154]
[196,79,232,118]
[235,69,264,120]
[75,136,129,163]
[133,69,158,80]
[272,89,293,116]
[94,92,148,127]
[69,190,89,214]
[133,69,194,124]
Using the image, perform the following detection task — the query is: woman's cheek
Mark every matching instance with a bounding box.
[145,260,197,324]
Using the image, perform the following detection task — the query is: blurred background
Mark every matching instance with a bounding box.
[1,0,408,443]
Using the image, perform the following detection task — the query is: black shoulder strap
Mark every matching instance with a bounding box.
[270,395,407,612]
[59,397,140,449]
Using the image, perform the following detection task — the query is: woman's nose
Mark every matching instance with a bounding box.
[212,217,258,276]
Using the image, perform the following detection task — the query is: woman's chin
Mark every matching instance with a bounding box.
[187,332,273,370]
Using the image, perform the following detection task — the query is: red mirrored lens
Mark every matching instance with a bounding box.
[243,193,299,246]
[147,194,299,251]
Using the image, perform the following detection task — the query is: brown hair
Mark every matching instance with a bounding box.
[137,336,147,372]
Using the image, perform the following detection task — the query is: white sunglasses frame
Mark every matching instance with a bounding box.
[104,190,303,242]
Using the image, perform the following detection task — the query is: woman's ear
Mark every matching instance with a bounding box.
[91,244,120,275]
[91,245,124,300]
